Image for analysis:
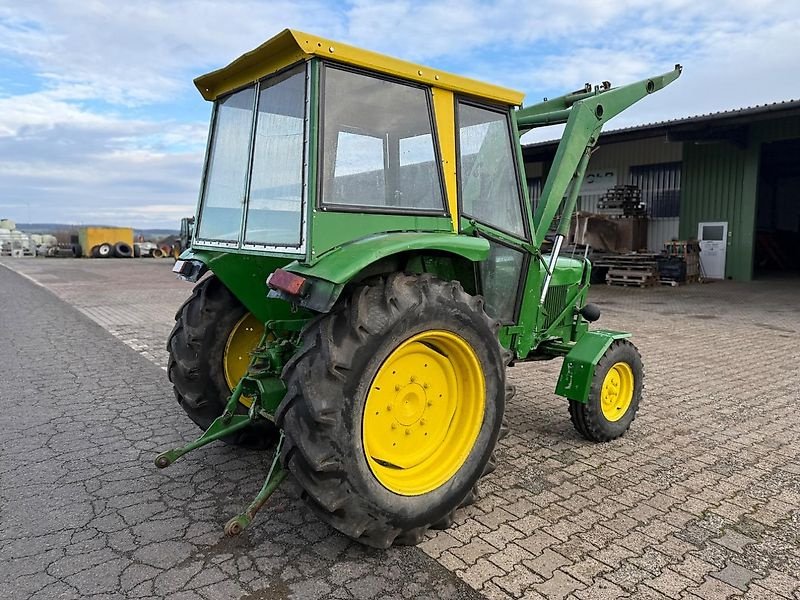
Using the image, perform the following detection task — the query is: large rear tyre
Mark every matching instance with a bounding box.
[277,273,511,548]
[167,276,277,449]
[569,339,643,442]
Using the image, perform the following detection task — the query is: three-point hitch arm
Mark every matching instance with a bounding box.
[512,65,682,300]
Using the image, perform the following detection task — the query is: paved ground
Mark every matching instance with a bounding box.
[0,260,480,600]
[1,257,799,600]
[0,258,190,369]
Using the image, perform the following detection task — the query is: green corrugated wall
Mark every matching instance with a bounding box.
[680,114,800,280]
[680,142,757,280]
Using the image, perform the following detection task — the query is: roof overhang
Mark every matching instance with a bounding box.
[523,98,800,161]
[194,29,524,106]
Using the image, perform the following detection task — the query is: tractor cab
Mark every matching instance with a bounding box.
[188,30,542,327]
[192,30,526,248]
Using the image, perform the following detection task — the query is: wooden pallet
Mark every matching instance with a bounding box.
[608,267,655,276]
[607,278,656,288]
[593,253,660,269]
[659,274,700,286]
[607,271,656,287]
[605,258,658,288]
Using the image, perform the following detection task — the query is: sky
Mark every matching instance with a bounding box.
[0,0,798,229]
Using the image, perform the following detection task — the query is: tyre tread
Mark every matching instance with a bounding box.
[277,273,511,548]
[569,339,643,442]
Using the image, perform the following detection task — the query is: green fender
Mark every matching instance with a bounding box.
[288,232,490,284]
[175,248,303,323]
[555,330,631,403]
[277,232,490,312]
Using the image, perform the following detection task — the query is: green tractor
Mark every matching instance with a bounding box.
[159,29,680,547]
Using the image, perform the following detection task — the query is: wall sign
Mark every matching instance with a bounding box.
[581,169,617,194]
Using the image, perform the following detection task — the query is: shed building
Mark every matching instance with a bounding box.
[522,99,800,280]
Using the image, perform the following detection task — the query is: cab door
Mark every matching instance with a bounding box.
[455,99,531,338]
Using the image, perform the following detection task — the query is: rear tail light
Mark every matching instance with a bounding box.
[267,268,308,296]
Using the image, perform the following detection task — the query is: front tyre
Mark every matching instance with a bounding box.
[569,339,643,442]
[277,273,511,548]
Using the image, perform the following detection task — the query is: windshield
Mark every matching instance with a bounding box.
[196,64,307,248]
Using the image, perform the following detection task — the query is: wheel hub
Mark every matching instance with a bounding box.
[363,330,485,496]
[600,362,634,422]
[394,384,426,426]
[223,313,264,408]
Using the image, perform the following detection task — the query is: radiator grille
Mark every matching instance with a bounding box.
[542,284,569,329]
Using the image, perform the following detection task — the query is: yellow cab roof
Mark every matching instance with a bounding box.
[194,29,524,106]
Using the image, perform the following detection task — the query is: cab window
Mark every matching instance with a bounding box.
[320,66,445,213]
[197,86,255,242]
[457,102,525,238]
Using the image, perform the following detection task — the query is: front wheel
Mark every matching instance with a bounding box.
[569,339,643,442]
[277,273,511,548]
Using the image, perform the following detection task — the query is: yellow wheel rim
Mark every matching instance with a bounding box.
[600,362,634,422]
[362,330,485,496]
[223,313,263,408]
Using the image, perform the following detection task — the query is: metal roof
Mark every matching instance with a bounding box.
[523,98,800,153]
[195,29,524,105]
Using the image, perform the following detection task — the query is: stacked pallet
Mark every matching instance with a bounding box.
[593,253,660,287]
[658,241,701,284]
[596,185,647,217]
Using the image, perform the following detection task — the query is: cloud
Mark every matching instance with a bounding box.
[0,113,202,226]
[0,1,344,105]
[0,0,798,227]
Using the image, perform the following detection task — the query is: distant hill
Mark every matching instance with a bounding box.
[14,223,179,239]
[135,228,180,239]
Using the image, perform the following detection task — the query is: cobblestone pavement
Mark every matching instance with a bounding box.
[2,257,800,600]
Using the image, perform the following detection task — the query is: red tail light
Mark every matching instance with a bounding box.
[267,268,308,296]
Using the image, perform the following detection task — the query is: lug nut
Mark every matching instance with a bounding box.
[405,428,411,436]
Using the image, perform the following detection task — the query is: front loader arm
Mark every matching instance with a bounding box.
[512,65,681,360]
[515,65,682,248]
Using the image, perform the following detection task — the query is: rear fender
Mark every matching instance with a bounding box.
[173,248,303,323]
[273,232,490,312]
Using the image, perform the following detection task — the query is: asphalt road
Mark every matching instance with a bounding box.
[0,265,481,600]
